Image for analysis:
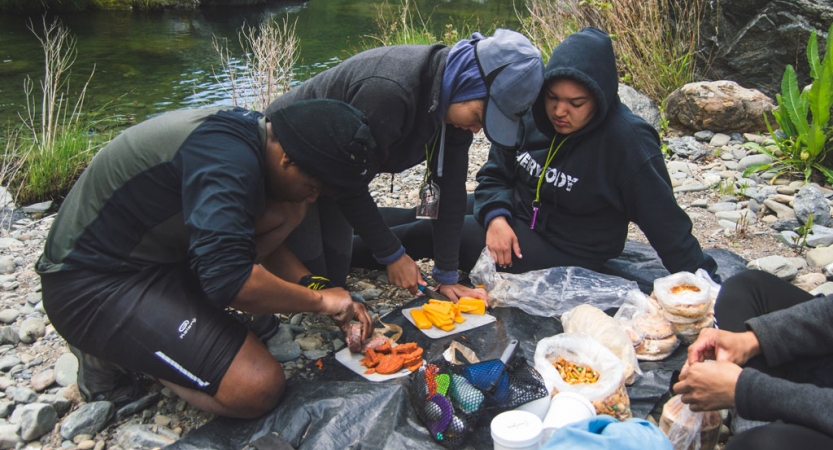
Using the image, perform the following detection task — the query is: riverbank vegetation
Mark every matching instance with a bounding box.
[742,23,833,185]
[360,0,488,48]
[5,0,827,206]
[522,0,706,103]
[212,17,299,112]
[0,0,191,13]
[2,18,120,206]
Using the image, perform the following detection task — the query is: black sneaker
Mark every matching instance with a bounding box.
[70,346,144,407]
[230,311,281,343]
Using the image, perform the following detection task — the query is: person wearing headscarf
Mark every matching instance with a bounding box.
[265,29,544,301]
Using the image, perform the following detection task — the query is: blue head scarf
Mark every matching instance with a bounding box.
[436,33,488,122]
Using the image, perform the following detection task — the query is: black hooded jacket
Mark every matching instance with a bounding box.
[265,45,471,277]
[474,27,716,275]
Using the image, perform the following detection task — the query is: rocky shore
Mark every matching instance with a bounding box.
[0,121,829,449]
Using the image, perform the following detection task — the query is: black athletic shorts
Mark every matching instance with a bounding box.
[40,262,248,397]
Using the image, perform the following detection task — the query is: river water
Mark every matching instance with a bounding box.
[0,0,522,126]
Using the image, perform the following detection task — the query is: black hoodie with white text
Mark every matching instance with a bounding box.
[474,27,716,276]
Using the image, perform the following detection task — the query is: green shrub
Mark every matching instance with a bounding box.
[743,23,833,184]
[521,0,706,104]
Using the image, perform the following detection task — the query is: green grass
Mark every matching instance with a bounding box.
[521,0,706,104]
[358,0,497,50]
[13,127,98,205]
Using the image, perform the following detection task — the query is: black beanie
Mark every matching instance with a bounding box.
[269,99,376,190]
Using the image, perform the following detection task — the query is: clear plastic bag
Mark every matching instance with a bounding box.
[469,247,639,318]
[660,394,721,450]
[534,333,632,421]
[614,289,679,361]
[653,272,711,320]
[561,304,642,385]
[695,268,720,312]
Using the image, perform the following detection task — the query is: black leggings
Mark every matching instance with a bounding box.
[716,270,833,447]
[726,422,833,450]
[351,195,601,274]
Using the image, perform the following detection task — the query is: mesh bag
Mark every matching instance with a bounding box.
[410,357,549,448]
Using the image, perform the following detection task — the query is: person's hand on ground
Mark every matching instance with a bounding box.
[674,360,742,411]
[486,217,521,268]
[687,328,761,367]
[437,284,489,305]
[386,254,425,294]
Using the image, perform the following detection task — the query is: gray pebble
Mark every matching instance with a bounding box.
[693,130,714,141]
[269,341,301,363]
[53,353,78,387]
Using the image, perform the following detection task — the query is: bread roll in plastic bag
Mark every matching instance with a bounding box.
[534,333,632,421]
[653,272,712,320]
[660,394,721,450]
[615,289,680,361]
[561,304,642,385]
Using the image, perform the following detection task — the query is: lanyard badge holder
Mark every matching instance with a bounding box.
[530,136,569,229]
[416,130,442,220]
[416,182,440,220]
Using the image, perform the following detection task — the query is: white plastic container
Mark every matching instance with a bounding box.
[513,396,551,420]
[541,392,597,442]
[491,410,543,450]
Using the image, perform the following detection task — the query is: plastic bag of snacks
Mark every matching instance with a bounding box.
[534,333,632,421]
[660,394,721,450]
[562,304,642,385]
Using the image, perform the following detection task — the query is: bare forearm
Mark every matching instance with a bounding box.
[231,265,325,315]
[260,243,311,284]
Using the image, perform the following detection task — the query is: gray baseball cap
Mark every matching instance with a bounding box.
[475,29,544,148]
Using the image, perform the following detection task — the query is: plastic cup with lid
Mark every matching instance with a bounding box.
[540,392,596,442]
[491,410,543,450]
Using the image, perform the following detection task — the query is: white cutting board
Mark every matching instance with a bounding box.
[334,344,424,382]
[402,308,496,339]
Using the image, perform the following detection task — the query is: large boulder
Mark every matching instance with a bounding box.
[619,83,661,132]
[696,0,832,99]
[664,80,776,133]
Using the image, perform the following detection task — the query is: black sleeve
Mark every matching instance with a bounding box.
[624,154,713,276]
[430,125,472,272]
[339,187,403,261]
[747,294,833,366]
[473,142,517,225]
[180,121,261,308]
[736,368,833,436]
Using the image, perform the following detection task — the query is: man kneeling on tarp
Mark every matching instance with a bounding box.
[35,99,376,418]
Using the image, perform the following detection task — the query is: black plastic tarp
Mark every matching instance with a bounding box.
[168,305,687,450]
[602,241,749,294]
[168,244,748,450]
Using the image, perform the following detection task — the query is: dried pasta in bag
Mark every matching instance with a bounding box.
[534,333,632,421]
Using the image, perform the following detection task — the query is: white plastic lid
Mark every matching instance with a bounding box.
[550,391,595,414]
[491,410,543,447]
